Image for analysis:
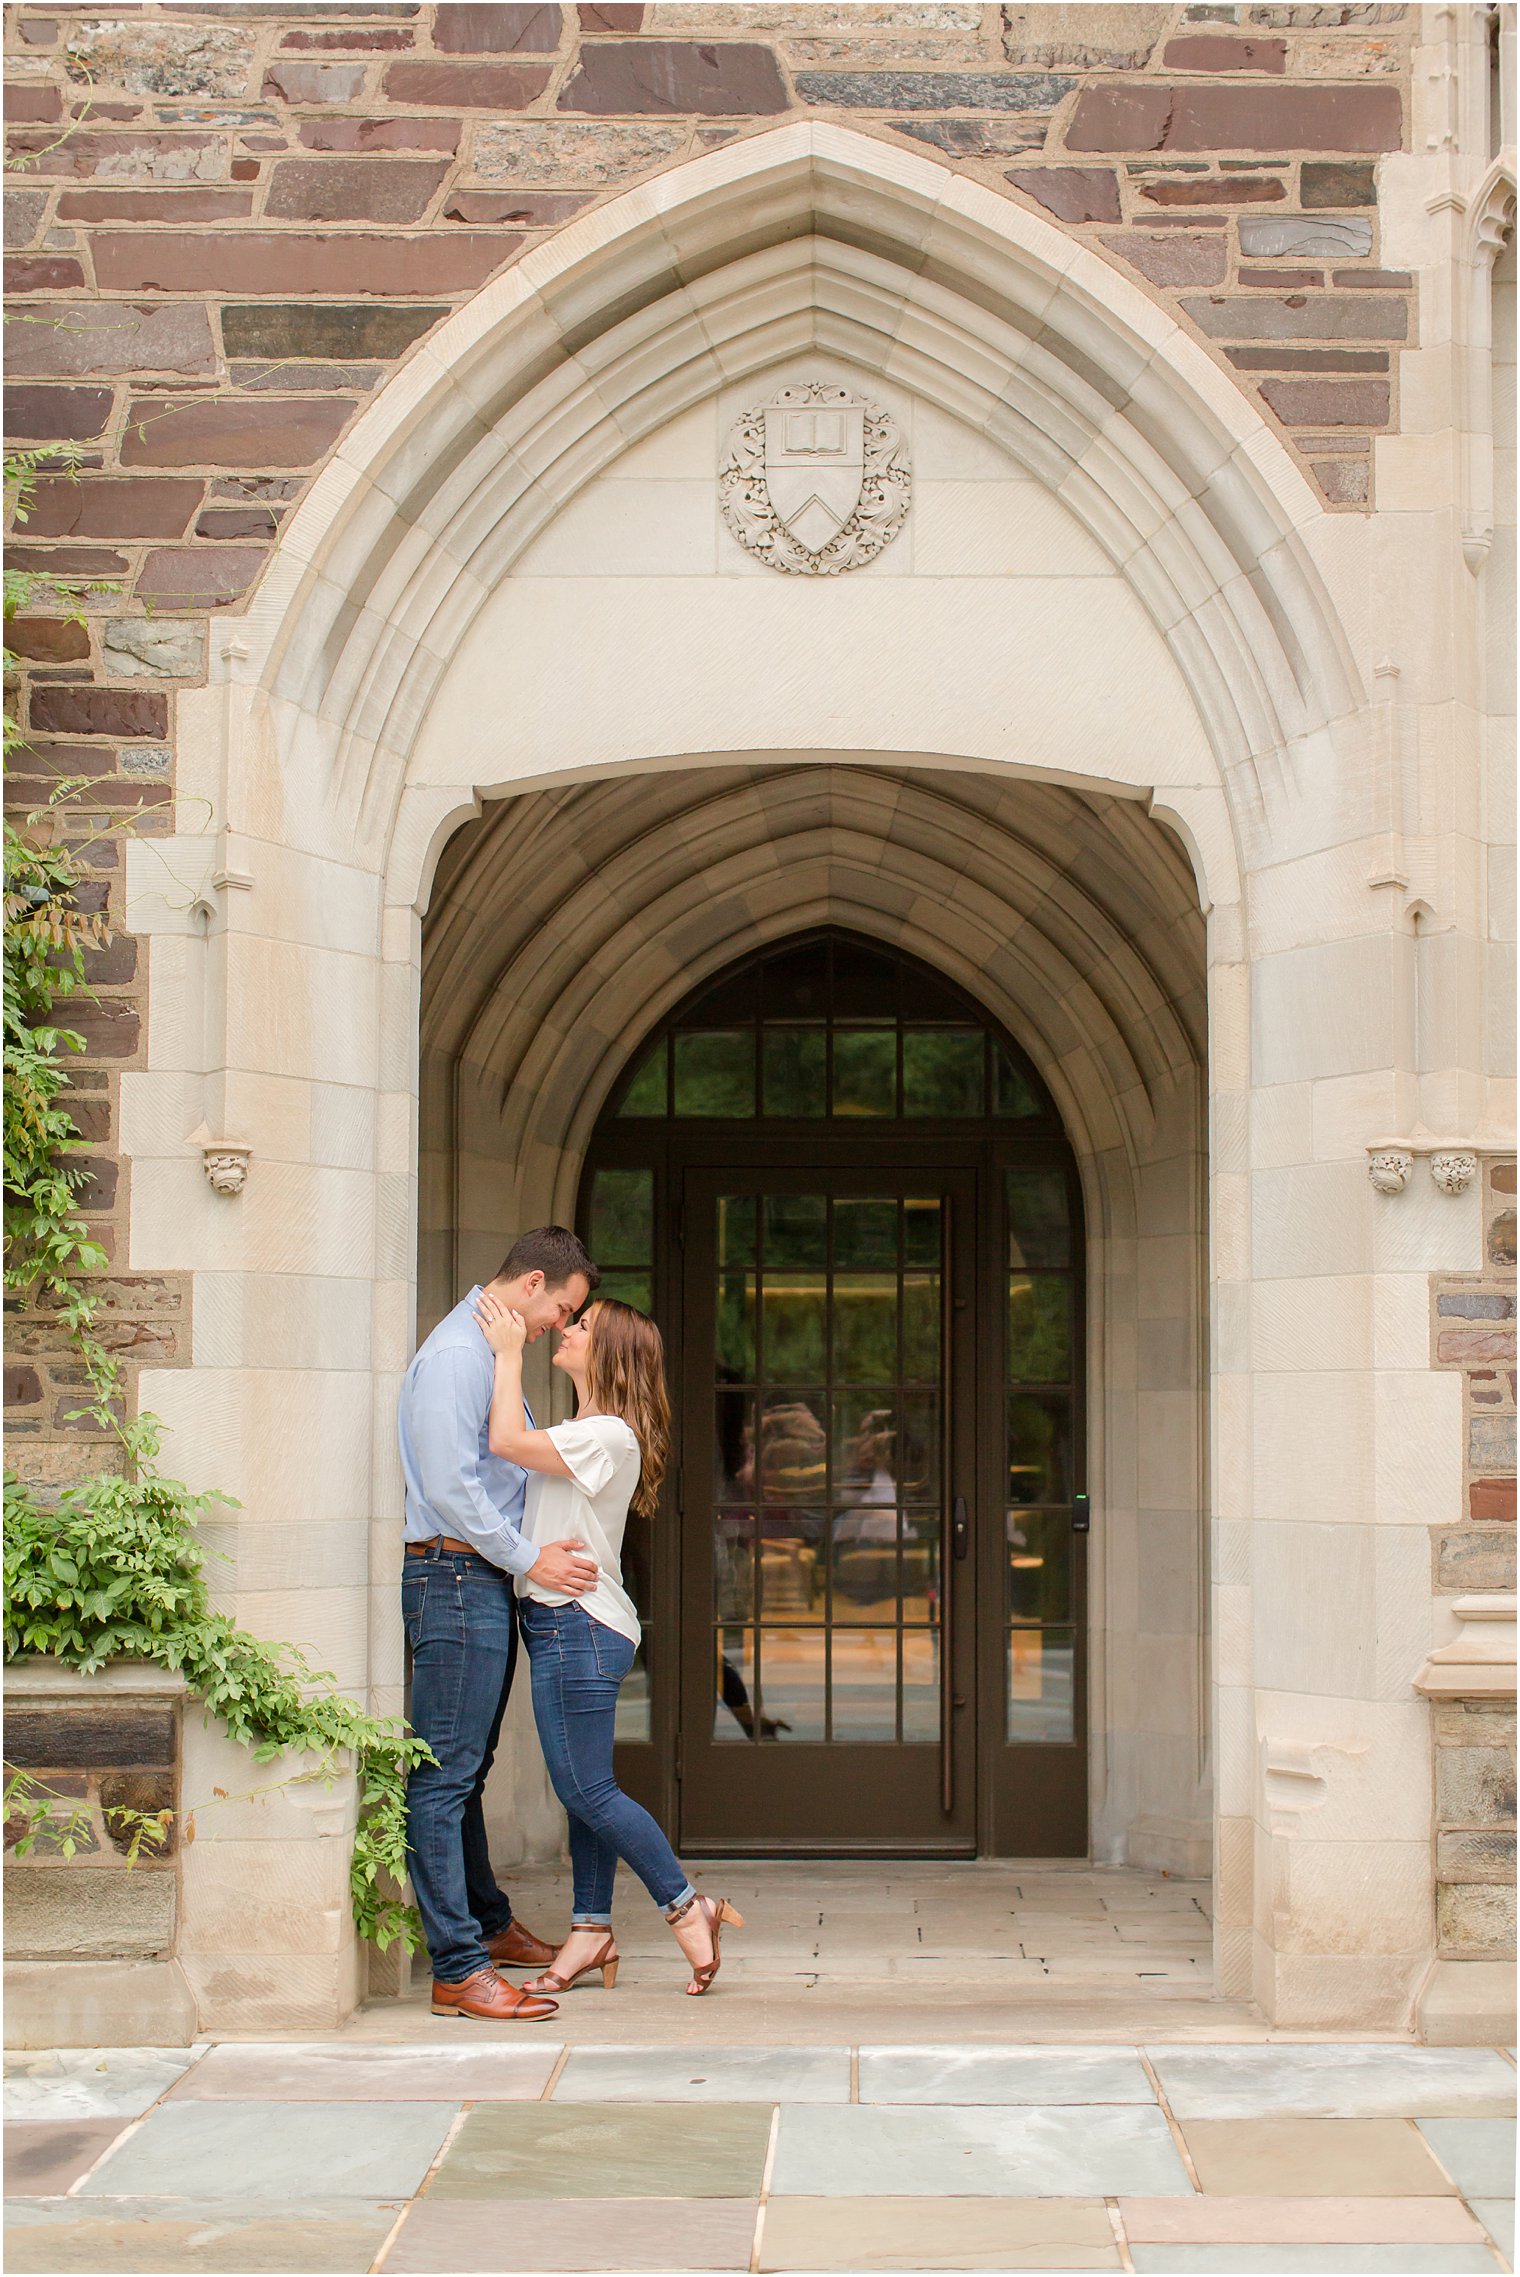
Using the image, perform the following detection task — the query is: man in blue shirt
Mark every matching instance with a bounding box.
[400,1225,599,2020]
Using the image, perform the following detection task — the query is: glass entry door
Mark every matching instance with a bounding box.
[677,1166,977,1849]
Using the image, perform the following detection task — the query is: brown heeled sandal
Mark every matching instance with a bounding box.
[522,1930,619,1994]
[670,1893,744,1996]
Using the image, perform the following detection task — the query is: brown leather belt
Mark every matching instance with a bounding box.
[406,1536,477,1557]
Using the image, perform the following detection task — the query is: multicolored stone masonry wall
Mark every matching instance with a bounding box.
[3,3,1413,1480]
[1431,1159,1519,1597]
[1432,1695,1518,1962]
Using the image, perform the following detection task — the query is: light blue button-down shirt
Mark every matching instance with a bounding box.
[398,1287,538,1574]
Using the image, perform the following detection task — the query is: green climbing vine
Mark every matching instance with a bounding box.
[3,449,430,1949]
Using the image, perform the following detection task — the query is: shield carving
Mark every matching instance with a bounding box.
[719,380,910,576]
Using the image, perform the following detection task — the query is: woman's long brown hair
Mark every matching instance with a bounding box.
[584,1299,671,1518]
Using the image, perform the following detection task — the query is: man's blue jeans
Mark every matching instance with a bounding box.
[402,1547,520,1984]
[520,1599,695,1927]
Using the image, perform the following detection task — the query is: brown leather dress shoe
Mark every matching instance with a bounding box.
[485,1920,557,1970]
[432,1968,558,2021]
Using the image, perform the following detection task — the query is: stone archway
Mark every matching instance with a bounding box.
[421,763,1209,1877]
[124,119,1417,2024]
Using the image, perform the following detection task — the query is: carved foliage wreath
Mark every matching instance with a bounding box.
[719,382,911,576]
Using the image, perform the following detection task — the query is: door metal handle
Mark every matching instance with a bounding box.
[951,1496,969,1559]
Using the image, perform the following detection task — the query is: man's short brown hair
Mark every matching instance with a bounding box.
[494,1225,600,1294]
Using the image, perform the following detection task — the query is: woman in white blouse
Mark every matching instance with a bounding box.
[473,1288,743,1997]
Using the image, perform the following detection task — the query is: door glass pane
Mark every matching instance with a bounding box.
[897,1393,939,1496]
[1005,1506,1072,1624]
[617,1037,667,1116]
[763,1192,826,1268]
[994,1045,1040,1119]
[904,1196,941,1267]
[760,1510,825,1619]
[714,1513,755,1624]
[760,1279,825,1378]
[830,1629,898,1740]
[833,1197,898,1269]
[674,1030,755,1117]
[1007,1626,1075,1743]
[718,1193,756,1266]
[1007,1274,1071,1382]
[832,1392,899,1497]
[901,1275,939,1382]
[714,1388,753,1503]
[1007,1392,1071,1506]
[830,1505,898,1620]
[714,1625,756,1742]
[717,1271,756,1378]
[1007,1167,1071,1267]
[833,1274,898,1381]
[757,1391,827,1504]
[903,1028,984,1116]
[901,1629,940,1742]
[616,1636,652,1741]
[762,1026,826,1116]
[833,1027,895,1116]
[900,1510,941,1621]
[759,1628,825,1741]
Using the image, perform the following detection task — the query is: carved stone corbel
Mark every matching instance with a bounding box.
[201,1141,251,1197]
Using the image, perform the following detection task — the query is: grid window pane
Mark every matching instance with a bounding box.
[763,1192,827,1269]
[588,1168,653,1268]
[1005,1506,1072,1625]
[760,1512,825,1620]
[596,1269,651,1313]
[674,1030,755,1117]
[830,1629,898,1740]
[1007,1392,1071,1507]
[1007,1167,1071,1268]
[763,1026,826,1116]
[833,1027,896,1117]
[903,1028,984,1116]
[757,1393,828,1504]
[830,1505,899,1620]
[1007,1626,1075,1743]
[833,1274,898,1383]
[714,1625,756,1743]
[761,1276,826,1378]
[1007,1274,1071,1383]
[617,1037,667,1116]
[901,1630,941,1743]
[615,1636,652,1741]
[758,1628,826,1741]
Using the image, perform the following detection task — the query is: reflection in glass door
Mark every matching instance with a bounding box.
[681,1170,975,1850]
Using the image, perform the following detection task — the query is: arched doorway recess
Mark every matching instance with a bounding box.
[420,764,1208,1874]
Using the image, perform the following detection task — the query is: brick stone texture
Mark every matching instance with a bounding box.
[2,3,1418,1478]
[3,1698,180,1962]
[1431,1701,1518,1963]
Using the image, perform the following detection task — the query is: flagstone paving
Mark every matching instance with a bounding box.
[5,2037,1512,2273]
[3,1871,1513,2273]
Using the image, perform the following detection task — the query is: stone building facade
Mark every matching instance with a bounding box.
[3,1,1515,2038]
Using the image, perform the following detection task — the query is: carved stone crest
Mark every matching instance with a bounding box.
[201,1141,251,1197]
[719,381,910,575]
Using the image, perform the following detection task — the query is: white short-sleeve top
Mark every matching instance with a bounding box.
[516,1414,643,1644]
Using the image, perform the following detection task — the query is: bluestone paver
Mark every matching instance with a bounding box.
[170,2042,560,2101]
[2,2197,401,2274]
[759,2195,1121,2272]
[1178,2119,1459,2199]
[859,2044,1154,2105]
[3,2050,200,2123]
[429,2103,774,2199]
[4,2121,130,2197]
[384,2196,759,2272]
[1128,2250,1503,2275]
[770,2103,1193,2198]
[1148,2045,1519,2121]
[555,2046,849,2102]
[76,2100,456,2202]
[1416,2118,1519,2201]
